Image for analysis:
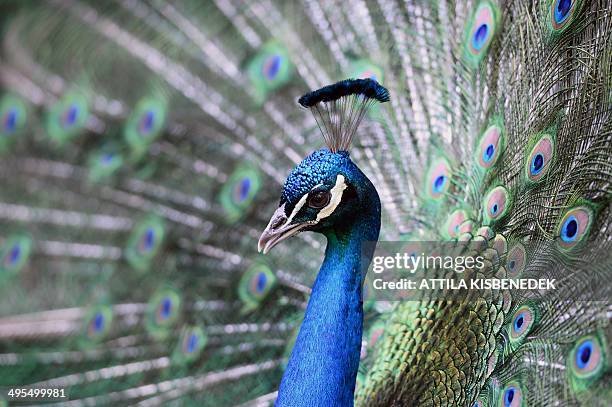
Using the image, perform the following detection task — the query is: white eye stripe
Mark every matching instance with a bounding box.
[316,175,347,221]
[283,182,322,226]
[286,193,308,225]
[282,175,347,227]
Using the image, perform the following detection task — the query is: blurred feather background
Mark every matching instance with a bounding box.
[0,1,335,405]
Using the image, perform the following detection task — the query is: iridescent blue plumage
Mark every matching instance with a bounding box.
[3,109,17,132]
[258,79,390,405]
[576,340,593,369]
[92,312,105,332]
[62,104,80,128]
[259,79,389,406]
[159,297,172,320]
[472,24,489,50]
[281,150,351,207]
[273,149,381,406]
[554,0,573,24]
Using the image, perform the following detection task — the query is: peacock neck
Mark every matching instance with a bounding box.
[276,200,380,407]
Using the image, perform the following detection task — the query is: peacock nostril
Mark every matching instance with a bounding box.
[271,216,285,229]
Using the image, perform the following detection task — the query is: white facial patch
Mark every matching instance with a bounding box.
[280,175,347,229]
[316,174,347,221]
[285,192,309,225]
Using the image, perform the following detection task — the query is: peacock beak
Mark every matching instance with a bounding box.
[258,204,308,254]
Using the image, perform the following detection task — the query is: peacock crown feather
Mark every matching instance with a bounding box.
[298,78,390,153]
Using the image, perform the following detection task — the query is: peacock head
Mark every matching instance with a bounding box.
[258,79,389,254]
[258,148,380,254]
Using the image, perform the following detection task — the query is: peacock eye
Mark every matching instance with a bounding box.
[307,191,331,209]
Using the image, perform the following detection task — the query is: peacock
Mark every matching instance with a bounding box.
[0,0,611,406]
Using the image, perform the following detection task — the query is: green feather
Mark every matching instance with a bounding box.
[124,97,167,159]
[45,91,89,145]
[463,1,501,67]
[567,331,608,394]
[145,287,182,339]
[238,260,277,312]
[172,325,207,365]
[79,305,113,347]
[124,216,166,271]
[247,42,293,105]
[87,145,124,183]
[220,164,262,224]
[0,233,32,281]
[0,94,28,152]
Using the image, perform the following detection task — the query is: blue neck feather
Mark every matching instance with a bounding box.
[276,188,380,407]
